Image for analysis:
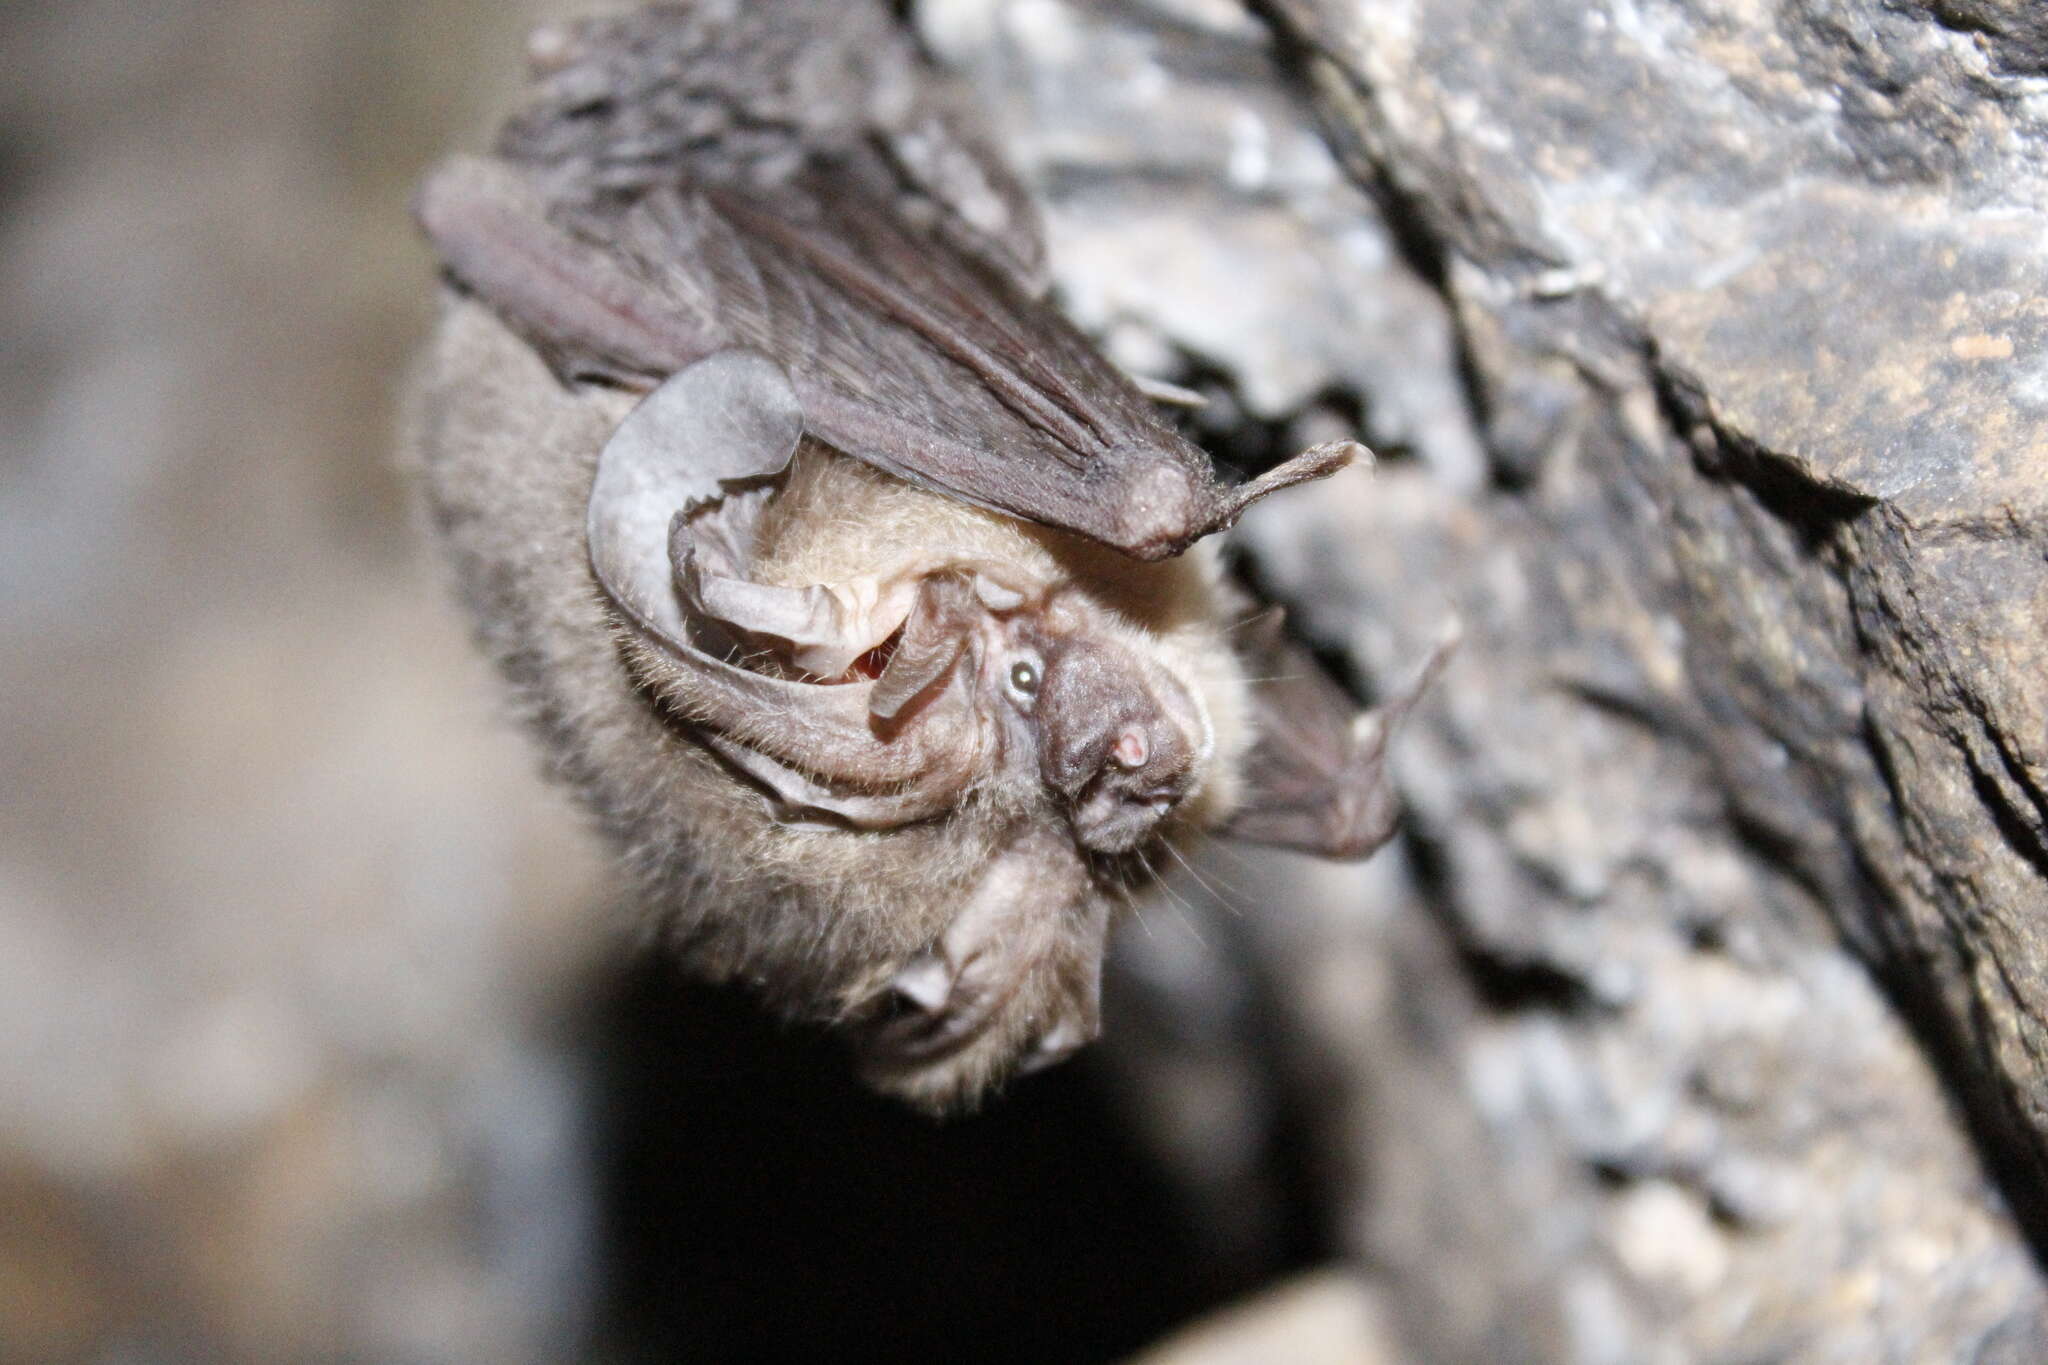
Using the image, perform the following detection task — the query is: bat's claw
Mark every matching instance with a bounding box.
[888,954,953,1014]
[857,832,1106,1111]
[1016,1017,1091,1076]
[867,900,1036,1066]
[880,932,1100,1081]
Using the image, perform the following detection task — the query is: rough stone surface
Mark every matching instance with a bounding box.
[0,3,610,1359]
[10,0,2048,1360]
[1261,0,2048,1235]
[922,0,2048,1358]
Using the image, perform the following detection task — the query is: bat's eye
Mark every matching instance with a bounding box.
[1004,655,1042,708]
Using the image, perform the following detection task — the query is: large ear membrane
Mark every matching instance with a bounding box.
[586,349,989,825]
[1222,614,1459,859]
[673,536,927,682]
[586,348,804,642]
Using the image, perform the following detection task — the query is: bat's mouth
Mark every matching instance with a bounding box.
[1069,779,1184,853]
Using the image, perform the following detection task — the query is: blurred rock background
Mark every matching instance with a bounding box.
[5,0,2047,1362]
[0,2,607,1359]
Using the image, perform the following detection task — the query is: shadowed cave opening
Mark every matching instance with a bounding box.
[584,959,1332,1363]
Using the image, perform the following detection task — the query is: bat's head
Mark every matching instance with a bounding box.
[832,577,1231,1110]
[587,391,1250,1108]
[994,590,1211,854]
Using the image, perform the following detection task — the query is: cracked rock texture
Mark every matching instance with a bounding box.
[9,0,2048,1359]
[922,0,2048,1358]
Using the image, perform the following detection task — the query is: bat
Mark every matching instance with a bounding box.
[405,0,1451,1111]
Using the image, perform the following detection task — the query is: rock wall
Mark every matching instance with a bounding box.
[0,3,609,1359]
[919,0,2048,1357]
[1272,0,2048,1234]
[6,0,2046,1359]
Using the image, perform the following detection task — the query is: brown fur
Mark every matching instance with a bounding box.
[405,299,1257,1109]
[399,0,1433,1111]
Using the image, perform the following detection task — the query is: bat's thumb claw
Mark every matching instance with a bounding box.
[1214,440,1369,532]
[1383,617,1462,721]
[1017,1017,1093,1075]
[1339,439,1376,474]
[889,955,953,1014]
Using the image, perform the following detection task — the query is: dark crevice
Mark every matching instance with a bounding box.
[1979,710,2048,844]
[583,961,1287,1365]
[1684,917,1729,954]
[1160,352,1386,483]
[1457,948,1600,1015]
[1222,544,1376,711]
[1968,757,2048,888]
[1651,365,1875,547]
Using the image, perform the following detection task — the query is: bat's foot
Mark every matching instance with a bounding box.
[854,833,1106,1112]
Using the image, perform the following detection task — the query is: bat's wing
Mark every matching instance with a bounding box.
[415,157,1355,560]
[496,2,1051,294]
[414,158,703,387]
[1224,615,1460,859]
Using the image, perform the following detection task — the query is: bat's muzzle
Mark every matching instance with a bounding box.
[1036,636,1201,853]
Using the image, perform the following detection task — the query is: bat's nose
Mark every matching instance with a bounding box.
[1059,715,1197,853]
[1035,635,1202,852]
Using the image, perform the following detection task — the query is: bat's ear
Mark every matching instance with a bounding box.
[1222,616,1459,859]
[868,576,981,723]
[587,350,989,828]
[587,348,805,644]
